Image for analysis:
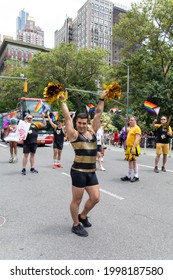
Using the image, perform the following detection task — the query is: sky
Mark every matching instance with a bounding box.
[0,0,140,48]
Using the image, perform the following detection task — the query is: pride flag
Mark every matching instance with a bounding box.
[35,101,46,114]
[144,101,160,115]
[86,103,95,114]
[110,108,122,114]
[50,112,59,122]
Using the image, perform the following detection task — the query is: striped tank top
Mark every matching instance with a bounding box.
[71,132,97,172]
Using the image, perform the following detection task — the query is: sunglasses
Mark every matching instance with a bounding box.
[27,118,32,120]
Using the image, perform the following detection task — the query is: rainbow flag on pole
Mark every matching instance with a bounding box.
[110,108,122,114]
[144,101,160,115]
[86,103,95,114]
[35,101,46,114]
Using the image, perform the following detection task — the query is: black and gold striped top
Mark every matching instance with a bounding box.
[71,132,97,172]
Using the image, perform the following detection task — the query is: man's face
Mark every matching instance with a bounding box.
[161,117,167,124]
[76,118,88,133]
[57,121,62,128]
[129,117,136,127]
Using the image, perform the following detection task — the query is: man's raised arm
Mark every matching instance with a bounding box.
[60,94,77,142]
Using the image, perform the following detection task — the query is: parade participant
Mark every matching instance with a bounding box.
[60,90,109,237]
[21,114,46,175]
[96,116,112,171]
[47,111,66,168]
[121,116,141,182]
[152,116,172,173]
[4,118,18,163]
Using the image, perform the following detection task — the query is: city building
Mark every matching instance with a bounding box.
[16,9,29,34]
[16,10,44,47]
[54,0,127,64]
[0,39,50,72]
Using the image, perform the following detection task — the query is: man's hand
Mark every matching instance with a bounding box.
[100,90,109,99]
[59,94,66,102]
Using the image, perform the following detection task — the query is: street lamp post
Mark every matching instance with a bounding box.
[113,60,130,119]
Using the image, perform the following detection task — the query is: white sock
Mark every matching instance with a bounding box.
[128,169,134,178]
[134,165,139,178]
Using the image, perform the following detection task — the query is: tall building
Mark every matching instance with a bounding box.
[112,4,127,62]
[16,10,44,47]
[55,17,73,46]
[54,0,126,64]
[16,9,29,34]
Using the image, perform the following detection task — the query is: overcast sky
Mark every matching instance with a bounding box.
[0,0,140,48]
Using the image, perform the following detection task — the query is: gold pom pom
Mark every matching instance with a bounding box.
[43,82,64,104]
[103,82,121,101]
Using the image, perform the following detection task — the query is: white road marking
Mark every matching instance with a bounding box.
[62,172,70,177]
[0,216,6,227]
[62,172,124,200]
[100,188,124,200]
[138,164,173,173]
[0,143,8,148]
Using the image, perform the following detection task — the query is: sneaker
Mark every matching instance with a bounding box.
[30,168,38,173]
[9,157,13,163]
[121,176,131,181]
[57,163,63,168]
[21,168,26,175]
[71,224,88,237]
[161,166,166,172]
[154,166,159,173]
[13,157,18,163]
[130,176,139,182]
[78,214,92,227]
[100,166,106,171]
[52,164,57,169]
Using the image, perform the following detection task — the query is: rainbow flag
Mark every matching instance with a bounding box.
[69,111,76,118]
[86,103,95,114]
[35,101,46,114]
[50,112,59,122]
[144,101,160,115]
[110,108,122,114]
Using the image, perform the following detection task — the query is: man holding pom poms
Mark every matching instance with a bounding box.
[60,90,109,237]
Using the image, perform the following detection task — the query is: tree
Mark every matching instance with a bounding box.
[112,0,173,127]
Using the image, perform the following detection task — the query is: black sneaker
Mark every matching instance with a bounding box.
[78,214,92,227]
[121,176,131,181]
[30,168,38,173]
[154,166,159,173]
[161,166,166,172]
[71,224,88,237]
[21,168,26,175]
[130,176,139,182]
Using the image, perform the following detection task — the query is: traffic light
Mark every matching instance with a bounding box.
[23,81,28,93]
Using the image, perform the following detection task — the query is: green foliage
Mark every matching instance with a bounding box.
[112,0,173,129]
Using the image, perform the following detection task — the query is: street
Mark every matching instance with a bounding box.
[0,142,173,260]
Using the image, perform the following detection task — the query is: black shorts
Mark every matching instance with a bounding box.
[97,145,102,152]
[53,142,63,150]
[70,169,99,188]
[23,143,37,154]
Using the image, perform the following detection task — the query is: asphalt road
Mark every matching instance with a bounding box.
[0,141,173,260]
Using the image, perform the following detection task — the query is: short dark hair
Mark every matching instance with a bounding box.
[76,113,89,122]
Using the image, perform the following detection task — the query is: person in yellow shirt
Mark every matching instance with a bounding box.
[121,116,141,182]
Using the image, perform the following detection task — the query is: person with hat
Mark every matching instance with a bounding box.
[47,111,66,168]
[21,113,46,175]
